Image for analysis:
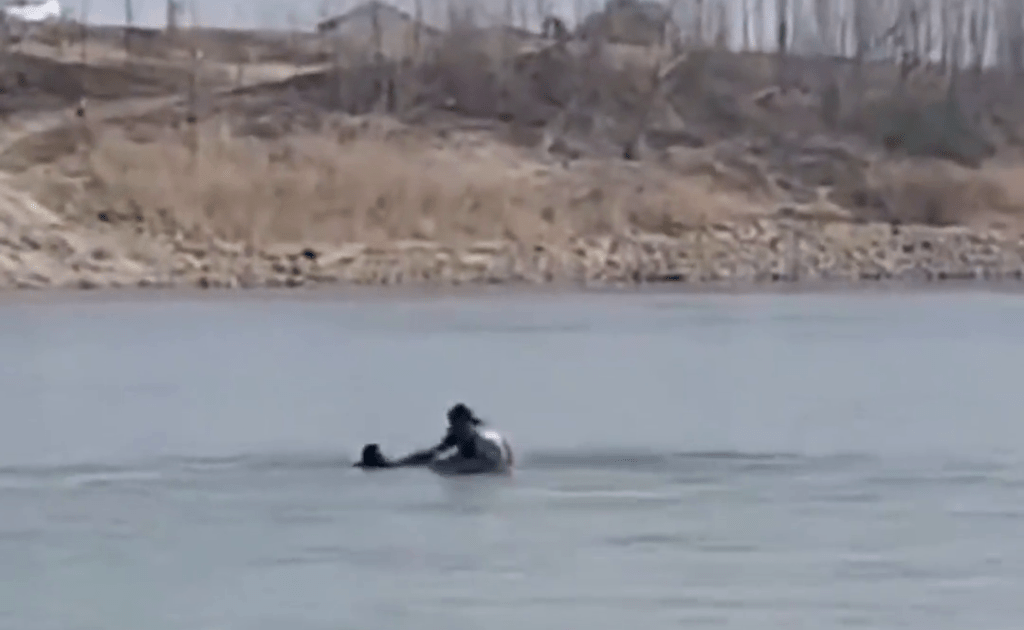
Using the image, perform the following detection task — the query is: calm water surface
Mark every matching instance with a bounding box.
[1,289,1023,630]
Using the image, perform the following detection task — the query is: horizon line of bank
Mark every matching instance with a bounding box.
[4,219,1024,291]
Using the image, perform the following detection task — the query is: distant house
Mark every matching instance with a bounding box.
[1,0,65,46]
[315,1,442,60]
[3,0,62,23]
[576,0,672,46]
[316,1,427,37]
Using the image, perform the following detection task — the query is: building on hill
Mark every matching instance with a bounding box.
[2,0,62,23]
[315,0,445,60]
[576,0,673,47]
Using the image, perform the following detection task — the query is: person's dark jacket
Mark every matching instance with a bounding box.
[433,423,479,458]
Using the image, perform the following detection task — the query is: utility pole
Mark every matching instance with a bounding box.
[124,0,133,56]
[167,0,179,36]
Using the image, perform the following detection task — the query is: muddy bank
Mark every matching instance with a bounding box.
[2,218,1022,290]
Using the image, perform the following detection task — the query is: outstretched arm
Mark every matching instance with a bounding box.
[394,431,457,465]
[428,429,458,455]
[393,450,435,465]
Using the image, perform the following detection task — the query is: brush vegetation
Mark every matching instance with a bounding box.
[4,0,1024,258]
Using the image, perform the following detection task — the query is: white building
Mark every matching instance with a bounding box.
[3,0,63,23]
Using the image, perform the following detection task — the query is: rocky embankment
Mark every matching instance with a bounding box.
[2,214,1024,290]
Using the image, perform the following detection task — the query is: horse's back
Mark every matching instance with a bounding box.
[479,429,514,469]
[428,429,514,476]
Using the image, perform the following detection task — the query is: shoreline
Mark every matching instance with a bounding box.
[4,280,1024,311]
[5,218,1024,302]
[3,9,1024,309]
[6,265,1024,309]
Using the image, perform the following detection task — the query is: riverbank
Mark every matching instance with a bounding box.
[3,215,1023,291]
[4,111,1024,292]
[3,108,1023,293]
[4,12,1024,294]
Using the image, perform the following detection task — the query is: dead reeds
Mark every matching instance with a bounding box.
[9,0,1024,250]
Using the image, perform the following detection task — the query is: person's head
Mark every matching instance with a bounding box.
[447,403,482,428]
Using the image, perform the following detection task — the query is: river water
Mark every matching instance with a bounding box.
[1,288,1023,630]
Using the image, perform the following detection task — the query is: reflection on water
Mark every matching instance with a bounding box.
[1,289,1024,630]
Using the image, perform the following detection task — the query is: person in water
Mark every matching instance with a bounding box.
[355,403,485,468]
[429,402,486,459]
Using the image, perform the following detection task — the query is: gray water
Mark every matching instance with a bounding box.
[2,288,1024,630]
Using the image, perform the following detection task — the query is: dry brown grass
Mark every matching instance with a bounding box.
[64,120,766,248]
[9,0,1024,246]
[857,160,1024,229]
[10,113,1024,249]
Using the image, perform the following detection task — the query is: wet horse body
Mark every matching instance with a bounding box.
[356,429,514,476]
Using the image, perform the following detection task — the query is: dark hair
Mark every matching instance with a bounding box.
[447,403,482,425]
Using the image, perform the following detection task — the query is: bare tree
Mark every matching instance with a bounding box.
[622,0,684,159]
[714,0,728,49]
[789,0,803,54]
[968,0,991,76]
[741,0,750,50]
[185,0,203,165]
[534,0,551,31]
[753,0,766,50]
[939,0,954,71]
[124,0,133,57]
[812,0,834,55]
[924,0,934,62]
[907,2,922,64]
[369,0,381,59]
[693,0,704,46]
[80,0,91,64]
[851,0,875,103]
[413,0,424,60]
[999,0,1024,74]
[167,0,180,37]
[775,0,788,87]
